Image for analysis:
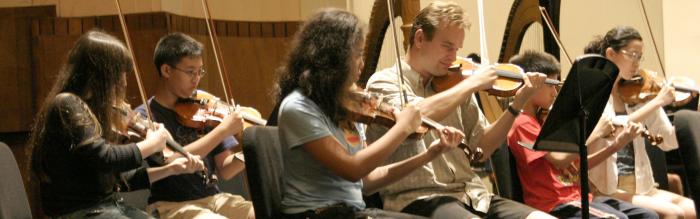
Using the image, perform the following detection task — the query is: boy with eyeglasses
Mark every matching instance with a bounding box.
[135,32,255,219]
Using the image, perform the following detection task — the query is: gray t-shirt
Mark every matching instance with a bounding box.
[278,90,365,213]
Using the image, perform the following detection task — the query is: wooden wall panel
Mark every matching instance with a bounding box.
[32,34,80,112]
[0,6,57,218]
[30,15,166,109]
[28,12,299,116]
[121,28,169,105]
[0,6,54,133]
[223,37,291,117]
[154,13,299,117]
[2,7,301,217]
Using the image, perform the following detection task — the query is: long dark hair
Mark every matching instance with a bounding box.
[28,30,133,182]
[274,8,365,124]
[584,26,642,55]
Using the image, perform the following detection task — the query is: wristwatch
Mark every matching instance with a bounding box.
[507,105,522,116]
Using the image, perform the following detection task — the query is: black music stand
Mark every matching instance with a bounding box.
[532,54,619,218]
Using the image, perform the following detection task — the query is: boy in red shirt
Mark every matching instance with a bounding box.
[506,51,658,219]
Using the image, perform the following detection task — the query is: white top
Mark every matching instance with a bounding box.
[588,99,678,195]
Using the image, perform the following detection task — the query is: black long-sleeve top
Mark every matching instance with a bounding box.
[36,93,150,216]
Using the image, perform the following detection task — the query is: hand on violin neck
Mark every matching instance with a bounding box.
[137,123,168,158]
[392,104,422,135]
[513,72,548,104]
[612,121,644,151]
[463,67,497,92]
[427,126,466,156]
[650,85,675,107]
[217,109,244,136]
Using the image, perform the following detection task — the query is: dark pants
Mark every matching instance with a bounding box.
[673,110,700,215]
[56,198,152,219]
[401,195,535,219]
[550,197,658,219]
[282,204,427,219]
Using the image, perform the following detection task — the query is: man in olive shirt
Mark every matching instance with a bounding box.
[365,1,552,218]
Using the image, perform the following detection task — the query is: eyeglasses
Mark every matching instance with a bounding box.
[619,49,644,62]
[170,65,206,78]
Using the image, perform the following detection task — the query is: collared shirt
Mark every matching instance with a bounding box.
[365,59,492,212]
[588,99,678,195]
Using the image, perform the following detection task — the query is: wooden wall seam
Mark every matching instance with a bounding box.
[30,12,300,38]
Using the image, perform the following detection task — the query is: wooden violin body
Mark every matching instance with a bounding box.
[617,69,699,107]
[431,57,562,97]
[346,90,483,162]
[610,115,663,146]
[174,90,266,146]
[174,90,267,130]
[346,91,429,138]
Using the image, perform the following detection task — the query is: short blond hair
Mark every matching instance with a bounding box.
[409,1,470,46]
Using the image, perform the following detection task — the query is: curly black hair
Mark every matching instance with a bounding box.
[274,8,365,124]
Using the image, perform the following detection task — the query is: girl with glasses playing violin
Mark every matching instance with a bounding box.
[585,26,696,219]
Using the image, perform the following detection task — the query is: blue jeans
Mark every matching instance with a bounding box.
[56,197,152,219]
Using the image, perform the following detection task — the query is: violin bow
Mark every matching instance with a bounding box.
[639,0,666,77]
[201,0,235,106]
[114,0,198,158]
[476,0,490,66]
[386,0,410,107]
[538,6,573,65]
[114,0,156,129]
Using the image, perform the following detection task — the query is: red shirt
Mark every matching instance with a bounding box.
[507,113,587,212]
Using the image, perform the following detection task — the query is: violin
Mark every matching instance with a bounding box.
[617,69,699,107]
[431,57,563,96]
[610,115,663,146]
[533,103,663,145]
[174,90,267,141]
[346,91,484,163]
[346,91,429,138]
[113,102,217,186]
